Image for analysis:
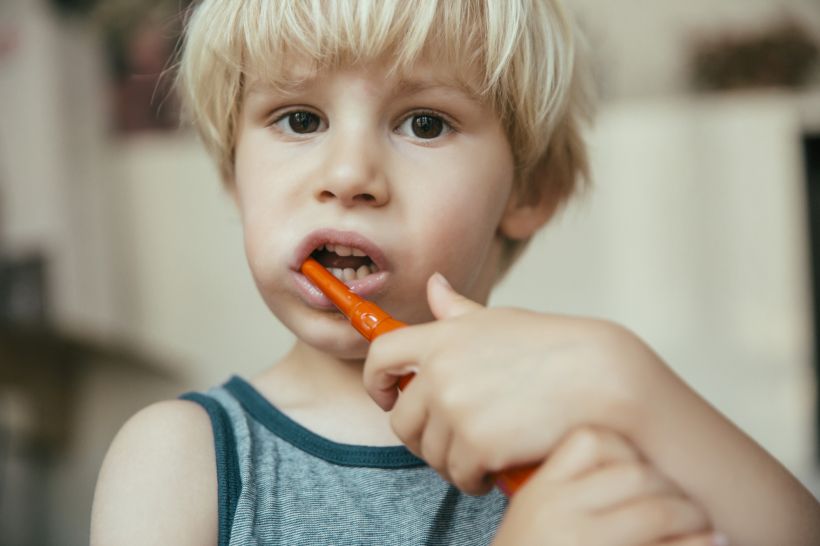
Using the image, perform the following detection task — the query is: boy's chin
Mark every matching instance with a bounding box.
[298,329,371,360]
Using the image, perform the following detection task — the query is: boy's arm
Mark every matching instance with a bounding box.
[627,352,820,546]
[90,400,218,546]
[492,427,716,546]
[364,274,820,545]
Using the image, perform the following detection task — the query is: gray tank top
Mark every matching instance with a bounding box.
[181,375,507,545]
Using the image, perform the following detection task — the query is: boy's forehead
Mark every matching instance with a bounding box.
[244,57,483,100]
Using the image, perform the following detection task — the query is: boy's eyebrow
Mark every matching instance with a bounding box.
[393,78,479,101]
[245,79,312,97]
[244,76,479,101]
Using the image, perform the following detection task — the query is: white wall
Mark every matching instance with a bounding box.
[569,0,820,100]
[0,0,119,339]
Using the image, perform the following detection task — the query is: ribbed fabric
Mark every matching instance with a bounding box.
[181,375,507,545]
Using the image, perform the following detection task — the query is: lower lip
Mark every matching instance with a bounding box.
[291,269,390,310]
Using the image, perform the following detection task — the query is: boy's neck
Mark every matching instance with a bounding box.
[249,340,401,446]
[258,340,375,406]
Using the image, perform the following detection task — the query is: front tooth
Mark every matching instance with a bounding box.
[326,243,335,253]
[343,268,356,281]
[355,265,370,279]
[331,267,344,280]
[352,248,366,257]
[336,245,352,256]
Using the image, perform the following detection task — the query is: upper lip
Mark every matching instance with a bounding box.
[291,228,390,273]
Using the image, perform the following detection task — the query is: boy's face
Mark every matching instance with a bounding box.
[232,58,518,359]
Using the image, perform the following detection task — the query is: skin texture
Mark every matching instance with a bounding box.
[91,57,820,545]
[492,427,717,546]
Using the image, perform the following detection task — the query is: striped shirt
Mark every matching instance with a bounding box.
[181,375,507,545]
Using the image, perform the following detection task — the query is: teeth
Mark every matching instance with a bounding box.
[343,268,356,281]
[356,265,370,279]
[330,267,344,280]
[320,242,369,258]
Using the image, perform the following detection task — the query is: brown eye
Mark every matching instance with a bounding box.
[411,114,444,139]
[288,111,321,133]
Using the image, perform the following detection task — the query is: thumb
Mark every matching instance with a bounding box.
[427,272,484,320]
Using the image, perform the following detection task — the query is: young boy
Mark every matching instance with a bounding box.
[91,1,820,544]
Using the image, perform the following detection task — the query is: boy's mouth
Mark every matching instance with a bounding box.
[310,243,379,281]
[291,228,390,280]
[292,229,390,309]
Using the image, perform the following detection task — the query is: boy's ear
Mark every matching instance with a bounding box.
[498,166,563,240]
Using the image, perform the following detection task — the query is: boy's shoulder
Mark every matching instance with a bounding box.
[90,400,217,546]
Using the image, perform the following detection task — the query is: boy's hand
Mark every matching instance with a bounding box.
[363,272,650,494]
[492,427,717,546]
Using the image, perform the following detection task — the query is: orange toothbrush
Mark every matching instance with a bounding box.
[300,257,536,495]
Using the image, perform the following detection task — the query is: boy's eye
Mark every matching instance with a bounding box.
[397,112,452,140]
[272,110,323,134]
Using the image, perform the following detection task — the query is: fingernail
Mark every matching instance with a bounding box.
[431,272,452,290]
[712,532,729,546]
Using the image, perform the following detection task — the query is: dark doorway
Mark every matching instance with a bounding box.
[804,132,820,463]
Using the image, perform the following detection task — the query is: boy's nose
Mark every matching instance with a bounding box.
[314,133,389,208]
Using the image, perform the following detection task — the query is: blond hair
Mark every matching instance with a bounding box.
[176,0,594,273]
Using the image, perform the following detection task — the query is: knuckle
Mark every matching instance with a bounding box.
[426,353,453,385]
[437,386,464,414]
[569,426,604,454]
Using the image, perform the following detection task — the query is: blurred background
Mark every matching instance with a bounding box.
[1,0,820,544]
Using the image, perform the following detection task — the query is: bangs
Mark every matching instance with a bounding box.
[206,0,529,100]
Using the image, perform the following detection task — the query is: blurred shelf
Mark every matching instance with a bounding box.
[0,324,176,453]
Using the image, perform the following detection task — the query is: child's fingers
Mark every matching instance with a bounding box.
[388,390,428,455]
[364,326,434,410]
[446,437,496,496]
[569,462,681,512]
[652,532,727,546]
[540,427,640,482]
[418,412,453,481]
[596,494,710,545]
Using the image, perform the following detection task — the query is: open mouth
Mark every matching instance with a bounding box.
[309,243,380,281]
